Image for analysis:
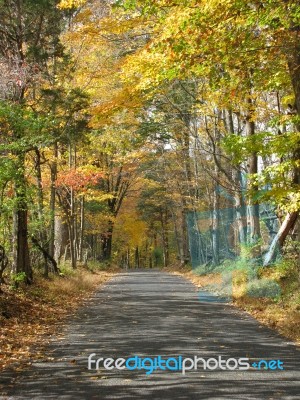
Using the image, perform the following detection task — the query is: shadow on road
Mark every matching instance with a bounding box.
[0,271,299,399]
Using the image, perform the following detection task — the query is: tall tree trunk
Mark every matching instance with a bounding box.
[101,221,114,260]
[135,246,140,269]
[78,196,85,262]
[127,248,130,269]
[160,208,169,268]
[34,148,48,276]
[13,154,32,283]
[263,212,298,266]
[171,209,183,263]
[68,215,76,270]
[54,214,68,263]
[34,148,44,223]
[211,185,220,266]
[235,193,247,247]
[287,33,300,132]
[68,143,76,269]
[246,95,261,256]
[14,206,32,283]
[49,142,58,258]
[181,208,190,265]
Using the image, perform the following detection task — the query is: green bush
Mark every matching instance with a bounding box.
[246,278,281,299]
[85,260,111,272]
[57,263,76,277]
[10,272,27,289]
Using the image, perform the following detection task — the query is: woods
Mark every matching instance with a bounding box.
[0,0,299,283]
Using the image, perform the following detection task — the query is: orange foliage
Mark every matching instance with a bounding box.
[55,168,103,192]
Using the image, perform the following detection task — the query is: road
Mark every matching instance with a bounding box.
[0,271,299,399]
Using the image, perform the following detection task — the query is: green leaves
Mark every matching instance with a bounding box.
[0,101,55,151]
[223,130,300,161]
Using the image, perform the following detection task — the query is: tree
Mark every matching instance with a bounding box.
[113,0,300,264]
[0,0,72,282]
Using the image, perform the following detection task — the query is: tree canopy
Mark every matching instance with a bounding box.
[0,0,299,282]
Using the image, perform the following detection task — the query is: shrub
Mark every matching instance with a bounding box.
[246,278,281,300]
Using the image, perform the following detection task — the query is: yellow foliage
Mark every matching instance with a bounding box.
[57,0,86,9]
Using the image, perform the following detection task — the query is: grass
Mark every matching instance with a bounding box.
[0,265,119,371]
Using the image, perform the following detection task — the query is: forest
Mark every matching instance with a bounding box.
[0,0,299,301]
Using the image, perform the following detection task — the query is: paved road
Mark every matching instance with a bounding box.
[0,271,299,399]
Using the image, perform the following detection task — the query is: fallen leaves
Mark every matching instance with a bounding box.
[0,269,116,373]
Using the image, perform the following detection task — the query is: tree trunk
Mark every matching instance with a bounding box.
[13,155,32,283]
[211,186,220,265]
[235,194,247,246]
[31,237,59,275]
[181,208,190,265]
[263,212,298,266]
[101,221,114,260]
[68,221,76,270]
[34,148,48,276]
[171,209,182,263]
[78,196,85,262]
[287,34,300,131]
[34,148,44,223]
[160,209,169,268]
[54,214,69,263]
[246,95,261,256]
[135,246,140,269]
[49,142,58,258]
[14,207,32,283]
[127,248,130,269]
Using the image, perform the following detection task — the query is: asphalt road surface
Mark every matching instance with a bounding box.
[0,270,299,399]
